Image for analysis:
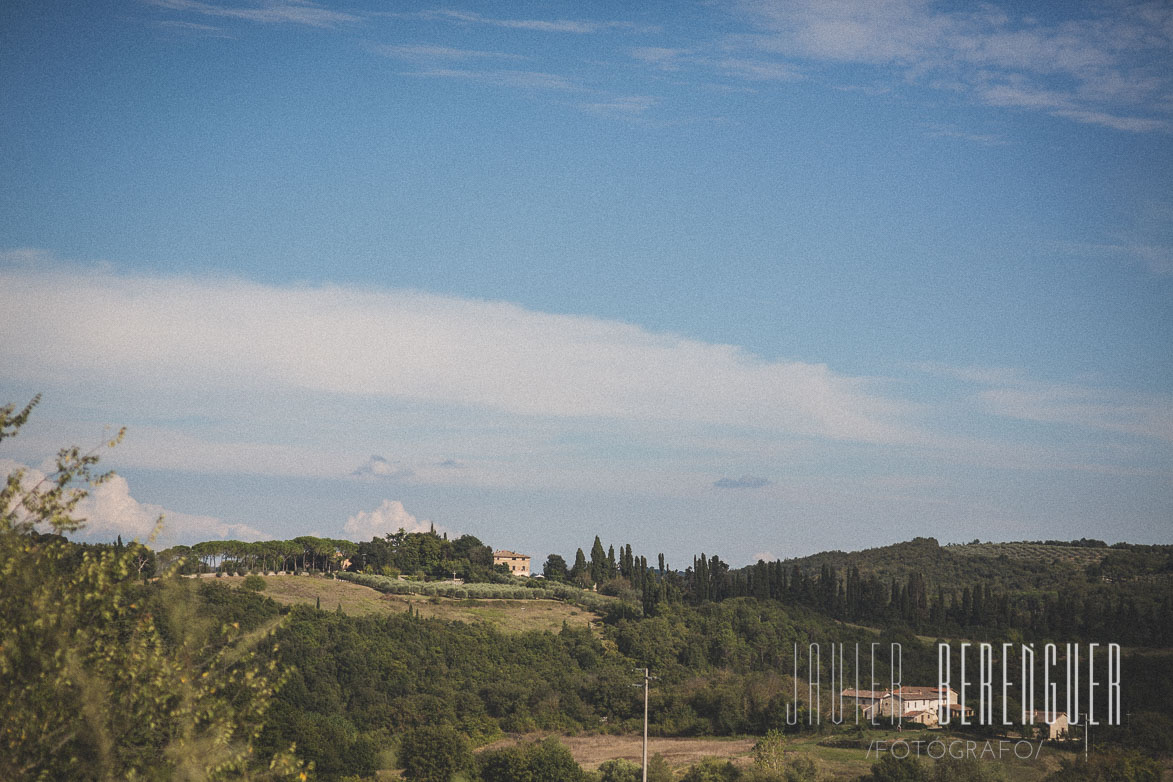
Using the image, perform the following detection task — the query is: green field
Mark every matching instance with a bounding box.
[216,573,602,633]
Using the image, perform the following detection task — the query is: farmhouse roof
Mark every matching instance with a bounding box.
[890,686,951,698]
[1032,710,1067,721]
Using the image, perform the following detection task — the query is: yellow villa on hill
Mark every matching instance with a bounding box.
[493,549,531,576]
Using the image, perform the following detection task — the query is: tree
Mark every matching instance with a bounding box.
[590,536,607,585]
[543,553,569,581]
[1043,749,1163,782]
[752,728,786,772]
[865,755,929,782]
[478,745,534,782]
[598,758,641,782]
[570,548,590,587]
[398,725,471,781]
[681,757,739,782]
[477,738,584,782]
[646,753,674,782]
[527,737,586,782]
[0,397,305,781]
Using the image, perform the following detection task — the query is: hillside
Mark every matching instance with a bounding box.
[771,537,1173,594]
[216,574,602,634]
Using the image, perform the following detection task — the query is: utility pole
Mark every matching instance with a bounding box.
[643,667,649,782]
[633,667,655,782]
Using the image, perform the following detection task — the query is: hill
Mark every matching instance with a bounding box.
[215,573,602,634]
[771,537,1173,594]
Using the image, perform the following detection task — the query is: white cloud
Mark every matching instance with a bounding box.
[422,10,646,35]
[1049,109,1166,133]
[631,47,694,71]
[0,247,56,266]
[146,0,358,27]
[978,386,1173,442]
[919,365,1173,443]
[374,44,525,62]
[351,455,415,480]
[402,68,577,91]
[920,122,1008,146]
[0,265,915,444]
[579,95,658,116]
[715,58,803,81]
[713,476,773,489]
[0,458,264,545]
[734,0,1173,131]
[343,499,441,540]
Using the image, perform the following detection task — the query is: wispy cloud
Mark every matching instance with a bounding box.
[350,455,415,480]
[1053,239,1173,277]
[733,0,1173,131]
[714,476,773,489]
[156,19,235,38]
[715,57,802,81]
[631,46,803,84]
[1129,244,1173,276]
[579,95,658,116]
[373,44,525,62]
[402,68,576,91]
[631,47,693,71]
[920,122,1009,146]
[145,0,359,28]
[421,10,650,35]
[0,247,56,267]
[978,385,1173,442]
[1050,109,1167,133]
[921,364,1173,443]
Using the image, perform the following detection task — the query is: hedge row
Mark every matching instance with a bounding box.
[336,571,619,613]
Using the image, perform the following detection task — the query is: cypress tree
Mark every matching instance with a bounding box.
[590,537,606,585]
[571,548,588,581]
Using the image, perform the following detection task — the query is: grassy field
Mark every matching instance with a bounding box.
[474,730,1072,780]
[216,574,601,633]
[480,733,758,773]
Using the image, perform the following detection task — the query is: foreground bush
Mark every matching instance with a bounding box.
[0,397,305,781]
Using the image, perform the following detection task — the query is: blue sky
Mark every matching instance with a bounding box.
[1,0,1171,564]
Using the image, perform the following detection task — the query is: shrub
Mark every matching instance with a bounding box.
[399,725,472,782]
[241,574,267,591]
[599,758,641,782]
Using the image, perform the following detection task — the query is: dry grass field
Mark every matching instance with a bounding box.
[216,574,601,633]
[475,731,1070,780]
[479,733,758,773]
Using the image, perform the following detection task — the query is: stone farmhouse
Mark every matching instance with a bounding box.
[843,685,972,727]
[493,549,531,576]
[1031,710,1070,740]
